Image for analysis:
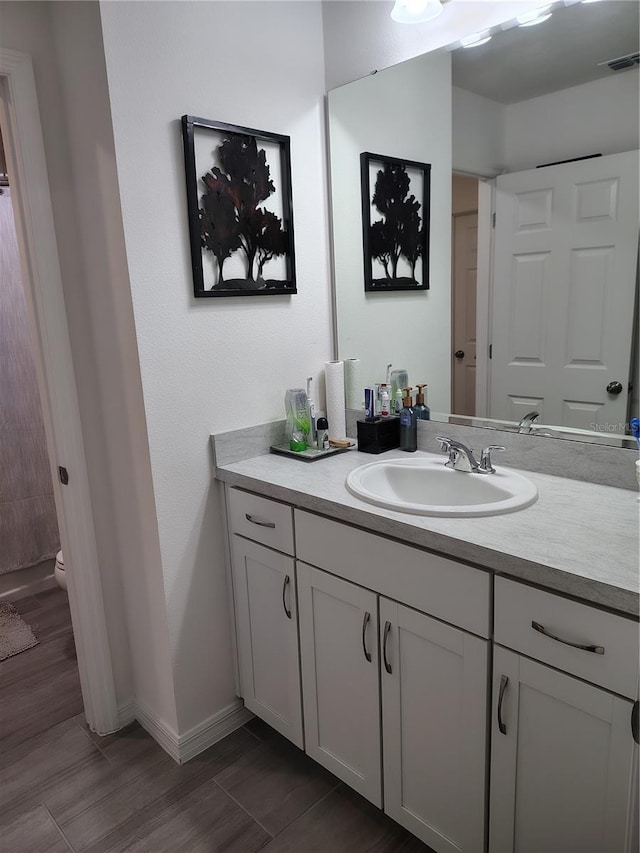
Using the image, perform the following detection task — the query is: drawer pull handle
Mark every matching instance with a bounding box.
[632,701,639,745]
[383,621,392,674]
[245,513,276,529]
[531,620,604,655]
[498,674,509,735]
[282,575,292,619]
[362,611,372,662]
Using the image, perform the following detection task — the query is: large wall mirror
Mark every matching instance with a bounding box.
[328,0,639,447]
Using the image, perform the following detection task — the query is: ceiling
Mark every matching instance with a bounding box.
[451,0,640,104]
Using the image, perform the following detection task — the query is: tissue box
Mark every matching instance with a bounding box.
[356,417,400,454]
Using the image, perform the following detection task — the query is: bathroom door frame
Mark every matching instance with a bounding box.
[0,49,119,734]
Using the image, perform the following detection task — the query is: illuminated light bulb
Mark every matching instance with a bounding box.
[460,31,492,48]
[390,0,444,24]
[517,6,553,27]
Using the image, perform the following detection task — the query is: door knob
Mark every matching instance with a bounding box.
[454,350,465,359]
[606,381,623,395]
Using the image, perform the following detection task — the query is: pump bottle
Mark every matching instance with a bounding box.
[379,384,391,417]
[414,383,431,420]
[399,387,417,452]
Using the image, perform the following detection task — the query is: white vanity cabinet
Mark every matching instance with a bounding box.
[227,489,303,747]
[380,598,489,853]
[297,562,382,806]
[295,509,491,853]
[489,577,639,853]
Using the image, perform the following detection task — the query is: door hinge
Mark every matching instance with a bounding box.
[489,344,493,359]
[58,466,69,485]
[492,212,496,229]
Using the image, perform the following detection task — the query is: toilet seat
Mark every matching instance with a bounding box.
[55,550,67,590]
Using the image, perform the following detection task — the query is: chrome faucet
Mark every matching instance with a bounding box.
[518,411,540,433]
[436,436,505,474]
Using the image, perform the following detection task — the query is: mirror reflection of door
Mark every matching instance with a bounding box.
[452,175,478,416]
[489,150,639,431]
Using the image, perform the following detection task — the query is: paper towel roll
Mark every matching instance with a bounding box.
[344,358,362,410]
[325,360,347,441]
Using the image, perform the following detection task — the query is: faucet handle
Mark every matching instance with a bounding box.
[479,445,506,474]
[436,436,453,452]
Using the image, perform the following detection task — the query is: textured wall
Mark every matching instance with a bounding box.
[99,0,332,733]
[0,188,59,573]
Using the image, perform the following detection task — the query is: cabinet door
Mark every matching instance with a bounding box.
[490,646,637,853]
[380,599,489,853]
[297,561,381,806]
[232,537,303,747]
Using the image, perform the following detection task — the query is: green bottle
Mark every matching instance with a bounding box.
[414,383,431,420]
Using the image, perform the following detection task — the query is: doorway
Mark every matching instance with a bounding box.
[0,49,118,734]
[451,174,479,416]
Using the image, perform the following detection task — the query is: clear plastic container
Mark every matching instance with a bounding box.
[284,388,310,450]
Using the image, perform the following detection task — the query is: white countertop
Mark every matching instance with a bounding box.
[216,448,639,618]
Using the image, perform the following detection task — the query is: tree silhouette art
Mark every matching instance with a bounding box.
[361,155,429,291]
[198,134,288,289]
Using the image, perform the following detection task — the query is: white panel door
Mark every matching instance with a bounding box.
[297,561,381,806]
[490,646,637,853]
[232,536,303,747]
[381,599,489,853]
[453,212,478,416]
[490,150,639,430]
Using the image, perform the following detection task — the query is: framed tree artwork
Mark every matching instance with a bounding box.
[181,116,297,297]
[360,152,430,292]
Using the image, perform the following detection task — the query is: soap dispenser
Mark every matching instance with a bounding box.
[399,387,417,452]
[414,383,431,420]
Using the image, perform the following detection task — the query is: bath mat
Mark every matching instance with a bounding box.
[0,602,39,661]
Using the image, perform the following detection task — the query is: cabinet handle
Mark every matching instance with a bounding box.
[383,621,392,674]
[362,611,372,662]
[245,513,276,529]
[282,575,292,619]
[632,701,639,745]
[497,674,509,735]
[531,620,604,655]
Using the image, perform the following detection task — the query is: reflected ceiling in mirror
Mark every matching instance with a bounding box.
[328,0,639,448]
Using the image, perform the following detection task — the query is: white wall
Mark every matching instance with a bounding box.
[452,86,505,176]
[99,0,332,732]
[329,50,452,410]
[322,0,544,90]
[504,71,640,171]
[48,1,178,730]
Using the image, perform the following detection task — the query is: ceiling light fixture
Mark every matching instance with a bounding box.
[516,5,553,27]
[390,0,444,25]
[460,31,492,49]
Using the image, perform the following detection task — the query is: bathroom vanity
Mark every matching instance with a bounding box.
[215,442,639,853]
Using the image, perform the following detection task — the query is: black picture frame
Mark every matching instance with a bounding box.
[181,116,297,297]
[360,152,430,292]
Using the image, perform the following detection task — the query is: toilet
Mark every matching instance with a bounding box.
[55,550,67,590]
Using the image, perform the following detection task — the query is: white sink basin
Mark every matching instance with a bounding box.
[346,456,538,517]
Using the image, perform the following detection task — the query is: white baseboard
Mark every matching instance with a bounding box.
[117,700,136,728]
[128,697,253,764]
[177,700,254,764]
[134,698,182,763]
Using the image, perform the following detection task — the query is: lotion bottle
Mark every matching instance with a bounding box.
[380,384,391,417]
[399,387,417,452]
[414,383,431,420]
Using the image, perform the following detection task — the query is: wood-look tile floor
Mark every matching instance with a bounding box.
[0,589,433,852]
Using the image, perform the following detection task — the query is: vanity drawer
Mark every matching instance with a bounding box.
[227,488,294,555]
[494,577,639,699]
[295,509,490,638]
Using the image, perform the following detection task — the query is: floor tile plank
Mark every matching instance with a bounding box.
[0,803,71,853]
[60,726,263,852]
[215,732,339,836]
[260,785,433,853]
[85,776,270,853]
